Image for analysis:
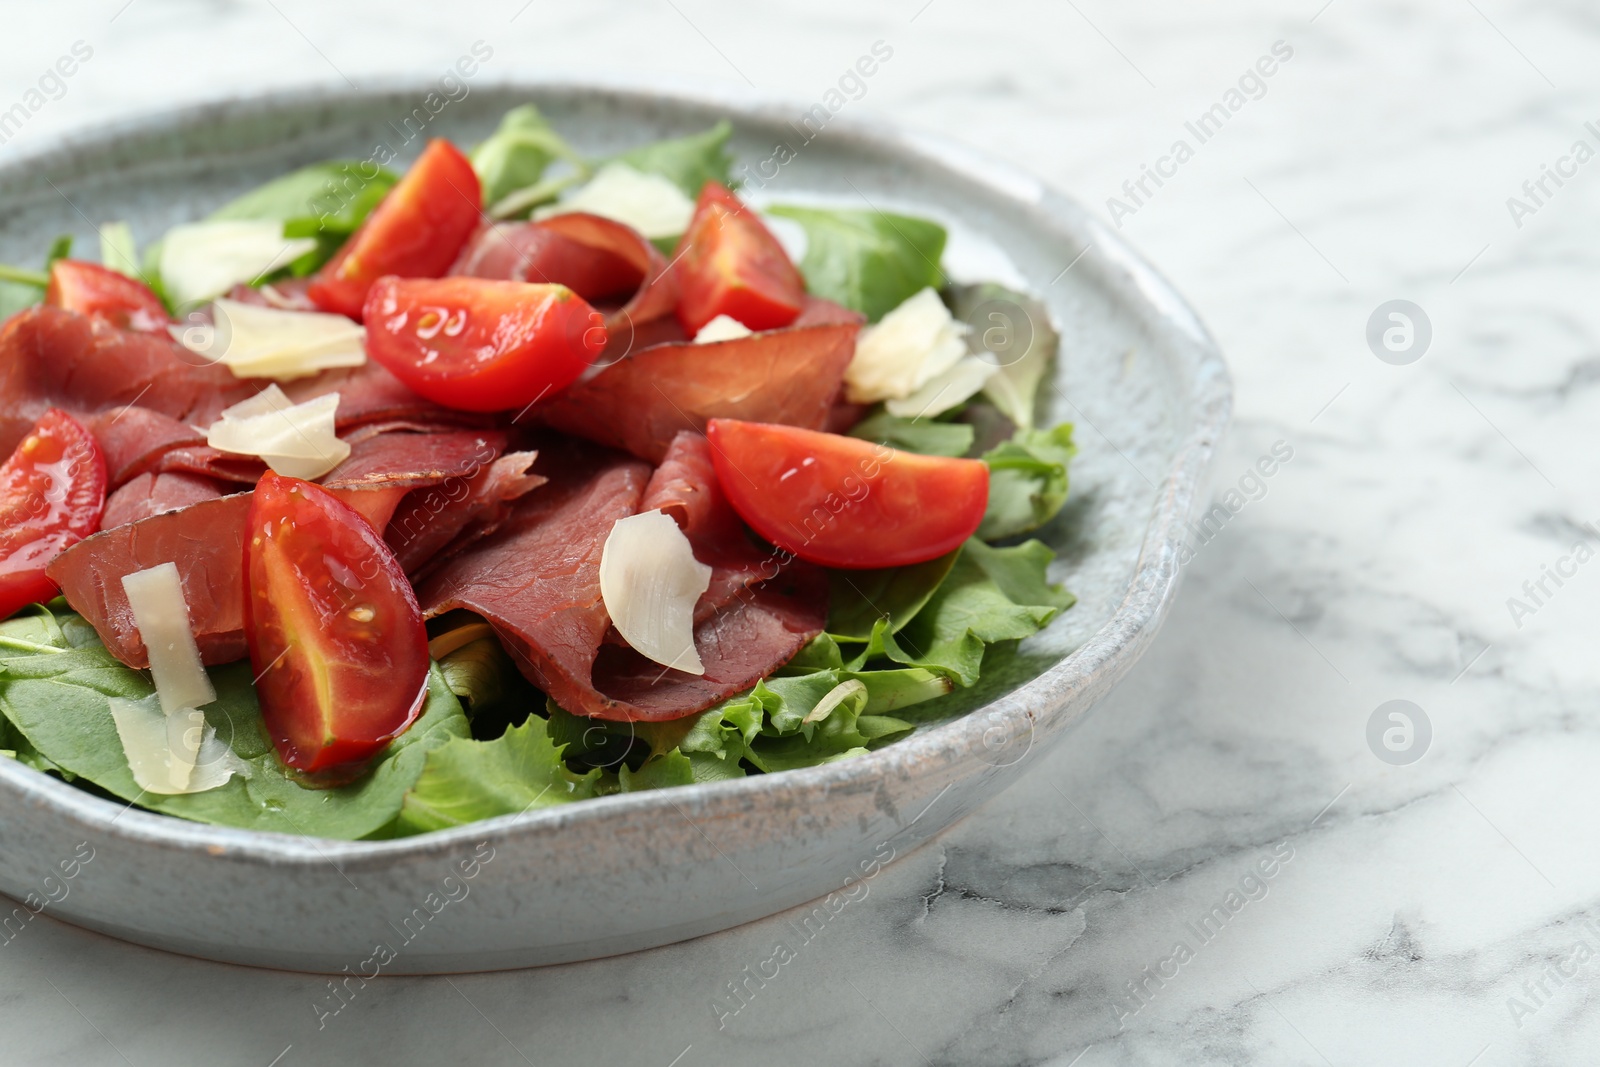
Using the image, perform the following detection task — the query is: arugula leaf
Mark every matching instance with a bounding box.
[827,550,961,641]
[767,205,946,322]
[0,609,469,840]
[389,718,600,834]
[980,424,1077,540]
[614,120,734,198]
[861,539,1072,686]
[472,104,583,210]
[847,409,974,458]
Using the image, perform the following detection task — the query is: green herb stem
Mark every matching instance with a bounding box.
[0,264,48,288]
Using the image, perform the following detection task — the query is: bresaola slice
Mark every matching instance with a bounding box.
[0,305,254,459]
[414,439,827,722]
[47,494,253,668]
[641,430,771,623]
[537,322,860,463]
[101,472,226,529]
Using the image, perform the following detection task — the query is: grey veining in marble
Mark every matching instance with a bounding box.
[1,0,1595,1064]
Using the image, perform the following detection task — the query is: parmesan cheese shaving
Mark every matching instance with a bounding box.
[205,385,350,480]
[694,314,755,343]
[884,356,998,419]
[120,563,216,716]
[535,162,695,239]
[844,288,970,404]
[159,220,317,307]
[173,298,366,381]
[599,510,712,675]
[109,695,244,795]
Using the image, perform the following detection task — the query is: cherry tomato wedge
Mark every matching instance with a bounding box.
[243,472,429,772]
[363,275,606,413]
[705,419,988,569]
[0,409,107,619]
[45,259,172,333]
[307,139,483,321]
[672,182,805,335]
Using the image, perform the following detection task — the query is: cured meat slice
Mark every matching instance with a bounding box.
[450,213,678,333]
[640,431,770,622]
[537,322,859,463]
[318,428,506,490]
[101,471,225,530]
[416,440,826,722]
[83,406,207,486]
[47,493,252,668]
[0,305,253,458]
[387,451,545,575]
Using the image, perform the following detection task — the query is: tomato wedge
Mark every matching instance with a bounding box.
[672,182,805,335]
[307,139,483,321]
[45,259,172,333]
[705,419,988,569]
[363,275,606,413]
[0,409,107,619]
[243,472,429,772]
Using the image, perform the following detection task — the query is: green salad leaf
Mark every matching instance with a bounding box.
[767,205,946,322]
[0,609,468,840]
[212,160,398,236]
[847,410,974,458]
[854,539,1073,686]
[827,550,962,641]
[613,119,735,198]
[946,282,1059,429]
[471,104,584,210]
[388,718,600,835]
[0,248,53,320]
[980,423,1077,540]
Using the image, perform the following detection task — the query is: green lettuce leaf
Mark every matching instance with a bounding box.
[614,120,734,198]
[946,282,1060,429]
[847,410,974,458]
[767,205,946,322]
[389,717,600,834]
[0,609,469,840]
[859,538,1072,686]
[827,550,961,641]
[471,104,584,210]
[980,423,1077,540]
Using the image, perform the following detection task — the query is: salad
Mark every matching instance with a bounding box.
[0,106,1077,840]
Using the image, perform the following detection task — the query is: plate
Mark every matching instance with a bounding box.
[0,81,1229,973]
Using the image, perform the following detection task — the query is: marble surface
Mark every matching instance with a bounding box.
[1,0,1595,1063]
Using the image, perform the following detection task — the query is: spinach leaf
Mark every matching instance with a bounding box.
[0,609,469,840]
[471,104,583,210]
[847,409,974,458]
[212,160,397,236]
[388,717,600,835]
[980,423,1077,540]
[767,205,946,322]
[946,282,1059,429]
[614,120,734,198]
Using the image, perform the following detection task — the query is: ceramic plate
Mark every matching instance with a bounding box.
[0,81,1229,973]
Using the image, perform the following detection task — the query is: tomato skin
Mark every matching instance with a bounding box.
[673,182,805,335]
[0,409,107,619]
[243,472,429,772]
[45,259,172,333]
[363,276,606,413]
[705,419,988,569]
[307,139,483,321]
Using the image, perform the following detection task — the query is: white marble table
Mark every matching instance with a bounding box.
[2,1,1595,1063]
